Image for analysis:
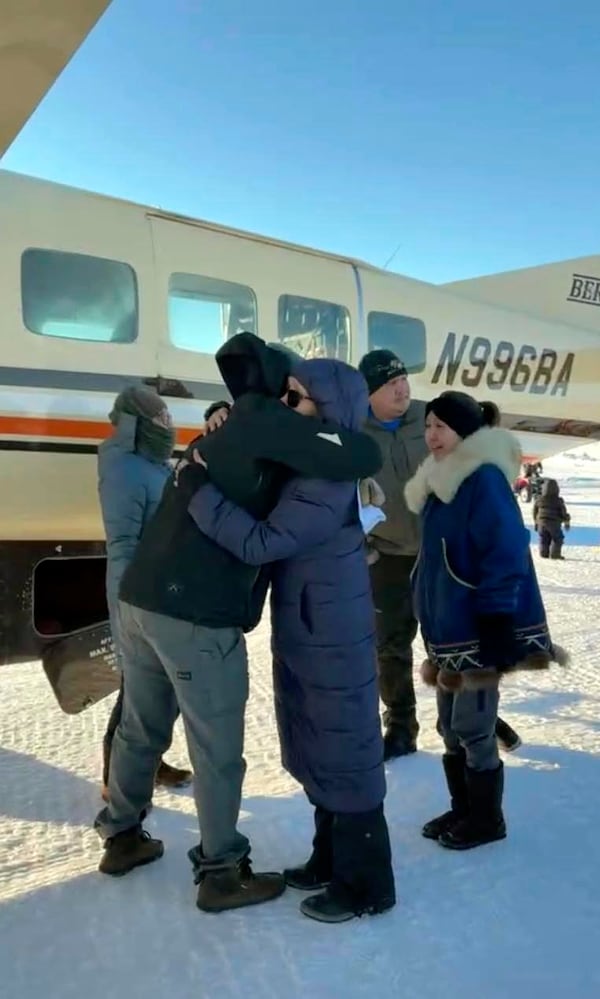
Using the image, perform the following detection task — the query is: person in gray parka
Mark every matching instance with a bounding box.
[98,386,192,799]
[188,358,396,925]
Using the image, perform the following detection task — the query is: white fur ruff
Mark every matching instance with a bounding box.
[404,427,522,513]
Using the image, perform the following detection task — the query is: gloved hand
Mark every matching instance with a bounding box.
[174,456,208,497]
[564,523,570,532]
[359,477,385,508]
[477,613,517,671]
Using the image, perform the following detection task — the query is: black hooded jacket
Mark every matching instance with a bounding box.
[533,478,570,533]
[120,334,381,630]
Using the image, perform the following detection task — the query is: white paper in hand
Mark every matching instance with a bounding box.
[357,483,386,535]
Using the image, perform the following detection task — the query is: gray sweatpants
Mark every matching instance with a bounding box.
[437,684,500,771]
[94,602,250,869]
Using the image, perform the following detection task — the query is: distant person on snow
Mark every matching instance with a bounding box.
[405,391,566,851]
[97,386,192,800]
[533,479,571,560]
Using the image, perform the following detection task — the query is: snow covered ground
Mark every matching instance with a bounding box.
[2,460,600,999]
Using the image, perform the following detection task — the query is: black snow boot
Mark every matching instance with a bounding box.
[383,728,417,761]
[195,854,286,913]
[300,883,395,924]
[300,887,358,923]
[550,541,564,560]
[496,717,522,753]
[439,763,506,851]
[285,804,333,890]
[422,751,468,840]
[300,807,396,923]
[98,824,164,876]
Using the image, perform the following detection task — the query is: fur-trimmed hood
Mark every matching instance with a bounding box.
[404,427,522,514]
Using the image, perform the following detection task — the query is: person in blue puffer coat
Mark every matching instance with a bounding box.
[188,358,395,925]
[404,391,567,852]
[98,386,192,799]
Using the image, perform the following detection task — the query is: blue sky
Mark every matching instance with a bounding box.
[2,0,600,282]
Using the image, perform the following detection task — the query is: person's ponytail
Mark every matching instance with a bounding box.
[481,401,501,428]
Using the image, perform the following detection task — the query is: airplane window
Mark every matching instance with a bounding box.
[367,311,426,373]
[278,294,350,362]
[21,249,138,343]
[169,273,257,353]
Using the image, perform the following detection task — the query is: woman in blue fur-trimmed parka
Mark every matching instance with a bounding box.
[405,391,567,851]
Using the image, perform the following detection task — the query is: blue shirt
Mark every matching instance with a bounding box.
[368,405,402,432]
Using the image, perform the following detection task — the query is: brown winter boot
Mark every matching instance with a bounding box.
[196,857,286,913]
[155,760,193,789]
[99,825,164,876]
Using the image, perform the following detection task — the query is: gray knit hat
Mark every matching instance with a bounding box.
[109,386,165,426]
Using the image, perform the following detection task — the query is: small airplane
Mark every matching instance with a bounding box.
[3,1,599,709]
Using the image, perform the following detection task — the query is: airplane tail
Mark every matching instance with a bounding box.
[442,256,600,333]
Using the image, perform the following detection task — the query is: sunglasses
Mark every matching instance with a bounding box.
[285,389,313,409]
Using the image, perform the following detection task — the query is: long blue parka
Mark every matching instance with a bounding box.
[98,413,171,658]
[188,358,385,814]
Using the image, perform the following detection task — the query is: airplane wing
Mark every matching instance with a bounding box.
[0,0,113,157]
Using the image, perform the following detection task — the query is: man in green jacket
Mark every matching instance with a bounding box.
[358,350,428,760]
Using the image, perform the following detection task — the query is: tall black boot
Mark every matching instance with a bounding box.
[300,806,396,923]
[439,763,506,851]
[422,751,468,840]
[495,717,522,753]
[550,540,564,560]
[285,804,334,890]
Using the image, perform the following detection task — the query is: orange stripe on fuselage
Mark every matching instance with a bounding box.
[0,415,202,446]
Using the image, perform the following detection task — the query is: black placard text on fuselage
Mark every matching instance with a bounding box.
[432,333,574,397]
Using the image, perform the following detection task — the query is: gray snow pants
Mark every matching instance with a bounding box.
[94,602,250,869]
[436,683,500,771]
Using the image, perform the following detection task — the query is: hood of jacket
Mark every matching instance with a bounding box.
[98,411,174,467]
[215,332,292,401]
[98,412,137,461]
[292,358,368,432]
[542,478,559,498]
[404,426,522,514]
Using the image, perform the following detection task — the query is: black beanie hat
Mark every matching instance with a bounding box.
[425,391,496,440]
[358,349,407,395]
